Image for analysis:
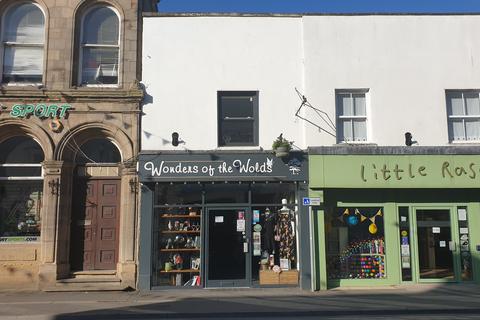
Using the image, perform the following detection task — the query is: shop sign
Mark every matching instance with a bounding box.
[9,103,72,119]
[310,155,480,188]
[0,236,39,243]
[139,152,308,181]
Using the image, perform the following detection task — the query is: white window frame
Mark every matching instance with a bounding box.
[0,2,45,87]
[335,89,369,143]
[0,164,43,181]
[77,5,121,87]
[446,90,480,143]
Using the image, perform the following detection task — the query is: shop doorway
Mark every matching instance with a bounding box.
[206,208,251,287]
[70,138,122,271]
[70,179,121,271]
[414,209,455,280]
[400,205,473,283]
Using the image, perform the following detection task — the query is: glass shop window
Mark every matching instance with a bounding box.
[0,136,44,241]
[398,207,412,281]
[251,205,298,285]
[155,183,202,206]
[250,183,296,204]
[204,183,248,203]
[153,183,202,287]
[0,181,43,239]
[457,207,472,281]
[326,207,386,279]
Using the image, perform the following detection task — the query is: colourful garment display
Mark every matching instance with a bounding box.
[277,210,295,261]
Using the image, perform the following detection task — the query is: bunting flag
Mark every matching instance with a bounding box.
[355,209,368,222]
[338,208,349,222]
[369,209,383,224]
[338,208,382,226]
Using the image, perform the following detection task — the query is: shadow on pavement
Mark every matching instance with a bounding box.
[53,285,480,319]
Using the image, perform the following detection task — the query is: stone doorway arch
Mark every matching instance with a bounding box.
[54,123,137,286]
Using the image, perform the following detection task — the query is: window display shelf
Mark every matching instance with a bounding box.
[160,248,200,252]
[160,269,200,274]
[160,215,201,218]
[161,231,200,234]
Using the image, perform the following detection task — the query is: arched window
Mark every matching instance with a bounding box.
[0,136,44,241]
[75,138,121,164]
[1,2,45,84]
[78,6,120,86]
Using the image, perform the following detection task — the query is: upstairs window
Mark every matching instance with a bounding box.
[336,90,368,143]
[1,3,45,84]
[78,6,119,86]
[218,91,259,147]
[446,91,480,142]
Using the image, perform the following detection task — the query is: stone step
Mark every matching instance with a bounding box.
[70,270,117,278]
[57,276,121,284]
[43,272,128,292]
[45,281,129,292]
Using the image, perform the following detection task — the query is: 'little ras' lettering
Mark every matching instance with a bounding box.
[10,103,72,119]
[441,161,477,179]
[360,161,480,183]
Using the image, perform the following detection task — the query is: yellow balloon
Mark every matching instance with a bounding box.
[369,223,378,234]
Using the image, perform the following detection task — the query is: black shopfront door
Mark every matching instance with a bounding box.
[206,208,251,287]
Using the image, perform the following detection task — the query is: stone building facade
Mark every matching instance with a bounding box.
[0,0,157,290]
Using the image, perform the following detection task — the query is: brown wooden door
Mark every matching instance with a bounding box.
[70,179,120,271]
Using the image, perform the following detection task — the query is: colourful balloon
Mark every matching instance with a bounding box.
[347,215,359,226]
[369,223,378,234]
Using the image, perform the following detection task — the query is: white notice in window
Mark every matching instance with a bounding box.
[237,219,245,232]
[215,216,224,223]
[458,209,467,221]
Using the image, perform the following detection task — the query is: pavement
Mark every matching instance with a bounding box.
[0,284,480,319]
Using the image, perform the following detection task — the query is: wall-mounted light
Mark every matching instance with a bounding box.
[405,132,417,146]
[48,178,60,195]
[172,132,179,147]
[129,177,138,193]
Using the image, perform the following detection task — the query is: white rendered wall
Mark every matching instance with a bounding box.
[302,15,480,146]
[142,15,480,151]
[141,17,304,151]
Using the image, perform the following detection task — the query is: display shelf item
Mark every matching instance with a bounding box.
[160,269,200,274]
[160,248,200,252]
[161,231,200,234]
[161,215,201,218]
[153,207,202,287]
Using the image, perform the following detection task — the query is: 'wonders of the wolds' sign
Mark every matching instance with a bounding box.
[140,154,306,180]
